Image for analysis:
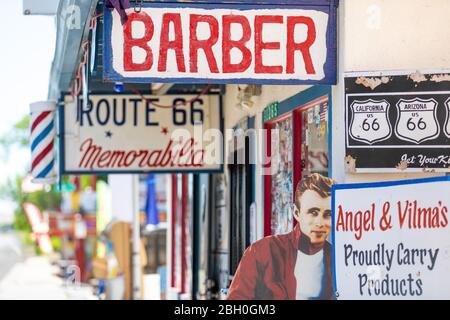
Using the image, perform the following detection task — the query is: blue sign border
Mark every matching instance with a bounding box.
[103,1,338,85]
[331,175,450,299]
[58,92,225,175]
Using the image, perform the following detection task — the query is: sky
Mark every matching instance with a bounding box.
[0,1,56,222]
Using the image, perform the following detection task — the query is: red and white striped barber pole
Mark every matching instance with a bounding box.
[30,101,57,184]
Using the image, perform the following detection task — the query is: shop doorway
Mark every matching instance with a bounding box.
[228,117,255,277]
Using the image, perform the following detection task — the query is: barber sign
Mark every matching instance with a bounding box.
[103,2,337,84]
[60,94,223,174]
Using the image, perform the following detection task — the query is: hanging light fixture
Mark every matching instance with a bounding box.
[235,84,262,111]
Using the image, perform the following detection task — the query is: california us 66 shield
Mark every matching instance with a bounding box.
[395,98,440,144]
[349,99,392,144]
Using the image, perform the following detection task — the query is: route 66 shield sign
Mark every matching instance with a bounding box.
[395,98,440,144]
[445,98,450,138]
[349,99,392,144]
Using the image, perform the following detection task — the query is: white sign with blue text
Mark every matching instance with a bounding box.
[61,94,222,174]
[333,177,450,299]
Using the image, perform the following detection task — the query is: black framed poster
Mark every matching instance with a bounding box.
[345,70,450,173]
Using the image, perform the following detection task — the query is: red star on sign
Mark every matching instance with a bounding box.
[161,127,169,135]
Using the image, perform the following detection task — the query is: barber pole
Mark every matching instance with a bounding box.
[30,101,57,184]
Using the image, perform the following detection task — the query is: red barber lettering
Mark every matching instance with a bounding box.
[158,13,186,72]
[286,16,316,74]
[123,12,154,71]
[222,15,252,73]
[254,15,283,74]
[190,14,220,73]
[119,9,323,77]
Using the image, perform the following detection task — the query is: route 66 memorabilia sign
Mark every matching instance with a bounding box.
[345,70,450,173]
[349,99,392,144]
[395,98,440,144]
[60,93,223,174]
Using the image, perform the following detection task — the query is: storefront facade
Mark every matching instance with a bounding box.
[44,0,450,300]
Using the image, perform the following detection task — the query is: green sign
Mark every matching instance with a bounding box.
[263,102,279,122]
[54,183,76,192]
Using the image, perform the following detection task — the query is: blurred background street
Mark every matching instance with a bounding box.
[0,231,97,300]
[0,232,23,282]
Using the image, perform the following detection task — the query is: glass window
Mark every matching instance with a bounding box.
[270,116,294,235]
[299,99,329,178]
[265,93,330,236]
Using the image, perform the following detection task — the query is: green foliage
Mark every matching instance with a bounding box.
[0,115,62,234]
[50,236,63,252]
[17,230,34,247]
[27,188,62,211]
[0,174,62,233]
[13,209,32,233]
[0,115,30,159]
[0,175,29,232]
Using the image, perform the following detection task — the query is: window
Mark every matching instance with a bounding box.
[269,116,294,235]
[264,87,331,236]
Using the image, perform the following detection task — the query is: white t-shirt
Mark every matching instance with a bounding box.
[295,249,324,300]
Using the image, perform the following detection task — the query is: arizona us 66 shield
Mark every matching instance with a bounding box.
[395,98,440,144]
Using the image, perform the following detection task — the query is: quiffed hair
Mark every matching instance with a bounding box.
[294,173,334,209]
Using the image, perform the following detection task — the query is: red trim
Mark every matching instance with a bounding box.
[265,110,291,126]
[170,174,177,288]
[90,176,97,191]
[31,111,51,133]
[75,239,86,282]
[74,176,81,191]
[180,175,188,294]
[263,123,272,237]
[292,110,303,229]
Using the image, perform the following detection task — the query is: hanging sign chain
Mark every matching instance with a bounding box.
[134,0,143,13]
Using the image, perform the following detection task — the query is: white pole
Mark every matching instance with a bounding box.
[132,174,142,300]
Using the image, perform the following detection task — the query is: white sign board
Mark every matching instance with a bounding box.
[333,177,450,299]
[61,94,222,173]
[103,3,337,84]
